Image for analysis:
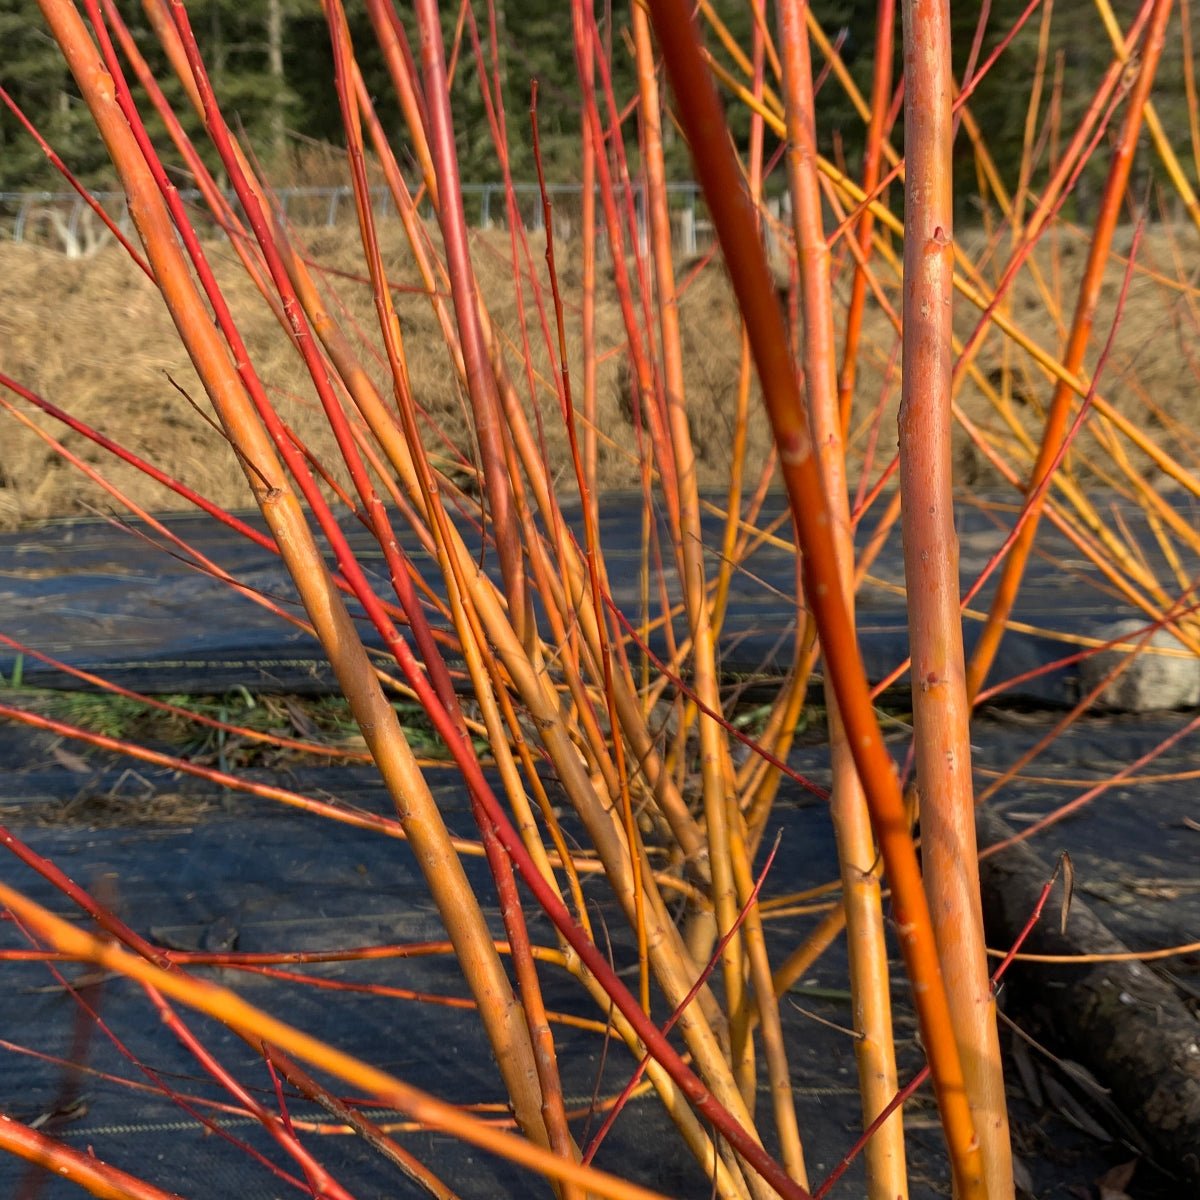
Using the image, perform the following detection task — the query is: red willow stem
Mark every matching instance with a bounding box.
[259,1045,466,1200]
[0,371,464,659]
[10,913,306,1191]
[143,987,356,1200]
[411,0,530,646]
[777,0,906,1191]
[959,221,1146,613]
[0,1032,258,1121]
[966,0,1176,699]
[0,84,152,275]
[36,9,815,1189]
[642,0,985,1186]
[320,23,579,1179]
[980,705,1200,857]
[0,371,271,553]
[7,841,451,1195]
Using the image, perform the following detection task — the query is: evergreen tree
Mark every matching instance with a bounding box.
[1,0,1193,212]
[0,0,115,190]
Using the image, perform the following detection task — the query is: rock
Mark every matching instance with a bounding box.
[1079,618,1200,711]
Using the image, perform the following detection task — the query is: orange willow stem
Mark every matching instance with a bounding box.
[965,0,1175,700]
[0,883,673,1200]
[898,0,1011,1192]
[630,0,756,1124]
[644,1,984,1189]
[578,0,598,495]
[531,81,651,1022]
[776,1,906,1194]
[362,0,435,203]
[836,0,895,434]
[0,1115,183,1200]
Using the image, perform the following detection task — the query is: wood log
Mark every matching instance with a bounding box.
[976,807,1200,1184]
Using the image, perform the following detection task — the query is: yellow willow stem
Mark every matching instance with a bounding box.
[837,0,896,434]
[777,1,906,1195]
[631,1,752,1120]
[966,0,1176,700]
[43,0,558,1157]
[712,59,1200,511]
[728,828,805,1185]
[771,903,849,999]
[0,882,677,1200]
[711,1,765,639]
[645,1,985,1190]
[1093,0,1200,232]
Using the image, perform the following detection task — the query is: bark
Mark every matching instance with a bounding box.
[978,807,1200,1184]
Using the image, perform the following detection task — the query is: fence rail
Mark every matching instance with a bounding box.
[0,181,731,259]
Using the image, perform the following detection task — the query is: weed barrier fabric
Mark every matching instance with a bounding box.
[2,494,1198,1195]
[3,492,1195,700]
[1,713,1196,1195]
[0,769,712,1199]
[0,754,902,1200]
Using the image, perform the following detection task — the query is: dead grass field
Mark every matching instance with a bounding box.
[0,218,1196,528]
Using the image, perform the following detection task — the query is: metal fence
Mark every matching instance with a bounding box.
[0,181,726,259]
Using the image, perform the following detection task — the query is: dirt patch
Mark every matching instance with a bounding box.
[0,776,218,827]
[0,220,1196,527]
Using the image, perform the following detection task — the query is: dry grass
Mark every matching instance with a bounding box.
[0,217,1196,527]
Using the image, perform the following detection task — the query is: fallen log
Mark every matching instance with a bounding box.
[976,807,1200,1185]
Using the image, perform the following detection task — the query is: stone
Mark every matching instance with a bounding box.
[1079,618,1200,711]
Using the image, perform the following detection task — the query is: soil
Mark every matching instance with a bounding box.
[0,220,1197,528]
